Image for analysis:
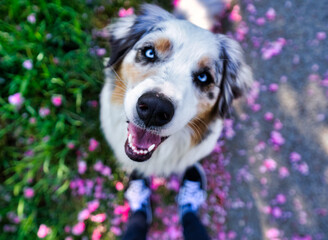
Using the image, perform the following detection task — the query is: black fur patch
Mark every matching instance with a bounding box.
[108,4,173,67]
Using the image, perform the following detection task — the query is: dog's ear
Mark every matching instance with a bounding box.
[108,4,174,67]
[217,35,253,118]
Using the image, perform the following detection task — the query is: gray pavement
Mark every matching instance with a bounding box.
[224,0,328,239]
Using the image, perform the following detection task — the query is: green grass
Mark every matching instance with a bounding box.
[0,0,172,239]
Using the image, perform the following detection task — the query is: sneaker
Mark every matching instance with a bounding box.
[177,163,207,219]
[125,170,152,224]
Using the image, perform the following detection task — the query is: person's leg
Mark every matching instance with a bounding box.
[177,163,210,240]
[121,171,152,240]
[182,212,210,240]
[122,211,148,240]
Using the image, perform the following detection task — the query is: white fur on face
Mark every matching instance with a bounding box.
[122,20,221,136]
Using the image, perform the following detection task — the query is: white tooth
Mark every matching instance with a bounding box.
[132,145,136,150]
[148,144,155,152]
[128,134,132,144]
[142,150,147,154]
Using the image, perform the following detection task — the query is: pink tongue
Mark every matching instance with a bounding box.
[128,123,161,149]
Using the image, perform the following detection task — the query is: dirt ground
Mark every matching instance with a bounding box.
[223,0,328,239]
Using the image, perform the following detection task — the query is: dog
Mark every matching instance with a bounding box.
[100,4,252,176]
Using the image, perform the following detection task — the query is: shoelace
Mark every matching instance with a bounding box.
[125,180,151,211]
[178,180,206,211]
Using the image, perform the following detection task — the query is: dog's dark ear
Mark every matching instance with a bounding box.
[217,35,253,118]
[107,4,174,67]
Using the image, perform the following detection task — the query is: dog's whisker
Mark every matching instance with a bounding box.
[110,67,128,88]
[193,116,209,130]
[188,120,203,141]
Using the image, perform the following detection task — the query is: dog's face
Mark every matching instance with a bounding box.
[107,5,252,162]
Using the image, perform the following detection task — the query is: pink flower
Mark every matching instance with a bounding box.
[114,202,130,222]
[27,14,36,23]
[23,59,33,70]
[8,93,24,107]
[78,209,90,221]
[261,38,286,60]
[88,200,100,213]
[72,222,85,236]
[51,95,62,107]
[90,213,107,223]
[67,142,75,149]
[173,0,181,7]
[316,32,326,40]
[264,112,274,121]
[24,187,34,199]
[37,224,51,238]
[78,160,87,174]
[229,5,242,22]
[101,166,111,177]
[96,48,106,56]
[88,138,99,152]
[274,119,283,130]
[64,226,71,233]
[269,83,279,92]
[118,7,134,18]
[251,103,261,112]
[266,228,280,239]
[279,166,290,178]
[168,176,180,192]
[151,177,166,190]
[110,226,122,236]
[93,160,103,171]
[263,158,277,171]
[298,162,309,175]
[276,194,286,204]
[290,152,301,162]
[270,131,285,146]
[39,107,50,117]
[266,8,276,21]
[256,17,266,26]
[92,228,102,240]
[247,4,256,14]
[271,206,282,218]
[115,182,124,191]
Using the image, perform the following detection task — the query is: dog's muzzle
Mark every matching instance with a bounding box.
[124,92,174,162]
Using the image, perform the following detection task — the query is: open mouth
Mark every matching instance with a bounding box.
[124,123,167,162]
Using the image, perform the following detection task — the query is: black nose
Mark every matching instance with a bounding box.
[136,92,174,127]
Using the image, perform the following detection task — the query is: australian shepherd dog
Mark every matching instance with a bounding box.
[100,4,252,176]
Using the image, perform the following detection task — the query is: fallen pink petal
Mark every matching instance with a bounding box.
[8,93,24,107]
[37,224,51,238]
[88,138,99,152]
[72,222,85,236]
[51,95,62,107]
[90,213,107,223]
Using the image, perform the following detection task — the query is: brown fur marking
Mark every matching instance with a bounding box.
[154,38,172,54]
[111,62,155,104]
[198,57,211,69]
[188,99,219,146]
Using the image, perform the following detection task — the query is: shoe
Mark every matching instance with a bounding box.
[177,163,207,219]
[125,170,152,224]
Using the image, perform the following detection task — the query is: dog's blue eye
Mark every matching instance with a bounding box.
[194,71,213,87]
[197,73,208,83]
[144,48,155,59]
